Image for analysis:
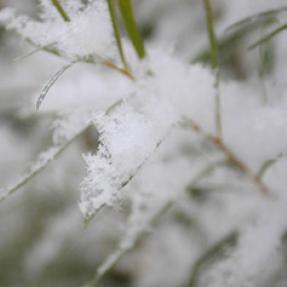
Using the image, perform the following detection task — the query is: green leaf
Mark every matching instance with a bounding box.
[118,0,145,59]
[202,0,222,137]
[51,0,70,22]
[107,0,128,68]
[225,6,287,36]
[248,22,287,50]
[36,60,77,110]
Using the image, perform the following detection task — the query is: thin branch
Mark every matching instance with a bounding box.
[181,118,270,194]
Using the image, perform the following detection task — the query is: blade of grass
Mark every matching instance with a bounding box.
[188,231,239,287]
[225,6,287,35]
[118,0,145,59]
[248,22,287,50]
[107,0,128,69]
[36,60,77,110]
[257,151,285,179]
[202,0,222,138]
[51,0,71,22]
[0,122,91,203]
[0,97,127,205]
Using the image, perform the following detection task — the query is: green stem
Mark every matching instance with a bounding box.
[51,0,71,22]
[107,0,128,69]
[202,0,222,138]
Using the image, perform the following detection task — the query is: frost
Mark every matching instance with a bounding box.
[79,102,174,219]
[0,0,116,60]
[0,109,95,202]
[199,198,287,287]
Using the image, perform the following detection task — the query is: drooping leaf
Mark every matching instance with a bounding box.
[118,0,145,59]
[36,60,77,110]
[107,0,128,68]
[248,22,287,50]
[224,6,287,36]
[51,0,71,22]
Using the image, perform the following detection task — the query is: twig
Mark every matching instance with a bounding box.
[182,118,270,194]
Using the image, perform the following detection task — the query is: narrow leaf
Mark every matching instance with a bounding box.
[248,22,287,50]
[0,122,91,203]
[225,6,287,35]
[118,0,145,59]
[36,61,77,110]
[202,0,222,137]
[51,0,71,22]
[107,0,128,68]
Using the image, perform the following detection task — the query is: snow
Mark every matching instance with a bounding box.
[1,1,287,287]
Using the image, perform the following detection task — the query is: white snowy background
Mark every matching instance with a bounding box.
[1,1,287,287]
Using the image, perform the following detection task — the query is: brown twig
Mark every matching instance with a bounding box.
[183,118,270,195]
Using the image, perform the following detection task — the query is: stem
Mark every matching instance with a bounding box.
[107,0,129,69]
[51,0,71,22]
[101,59,134,80]
[182,118,270,195]
[202,0,222,138]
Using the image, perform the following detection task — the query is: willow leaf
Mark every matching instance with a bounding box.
[118,0,145,59]
[225,6,287,35]
[36,61,77,110]
[51,0,71,22]
[107,0,128,68]
[248,22,287,50]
